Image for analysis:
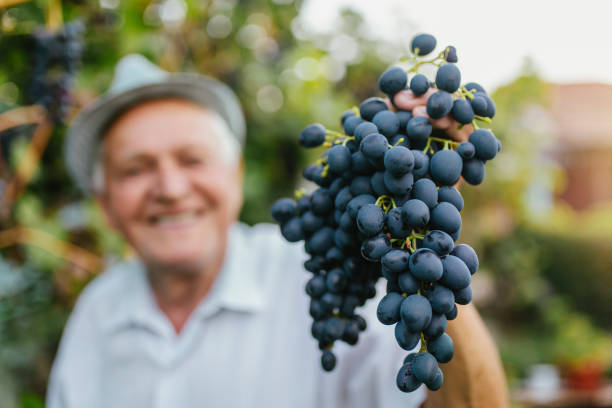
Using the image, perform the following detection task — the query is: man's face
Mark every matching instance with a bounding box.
[97,99,243,273]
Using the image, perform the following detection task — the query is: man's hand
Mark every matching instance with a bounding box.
[387,89,472,143]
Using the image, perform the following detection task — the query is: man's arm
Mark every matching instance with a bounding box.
[390,90,511,407]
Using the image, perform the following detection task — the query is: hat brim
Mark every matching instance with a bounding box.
[65,73,245,194]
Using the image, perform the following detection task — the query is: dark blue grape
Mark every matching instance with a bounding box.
[383,171,414,197]
[350,175,374,196]
[334,187,353,211]
[359,97,388,121]
[435,63,461,93]
[451,244,479,275]
[469,128,498,160]
[326,268,348,292]
[426,90,453,119]
[430,149,463,186]
[300,210,325,233]
[451,98,474,124]
[454,285,472,305]
[343,115,364,136]
[334,228,357,251]
[321,292,343,310]
[440,255,471,290]
[406,116,432,146]
[443,45,457,63]
[382,249,410,273]
[386,207,411,238]
[398,272,419,294]
[306,275,326,298]
[346,194,377,218]
[379,67,408,95]
[484,94,496,118]
[309,226,335,254]
[428,333,454,363]
[423,313,447,339]
[271,198,296,223]
[397,362,422,392]
[356,204,385,236]
[304,256,324,273]
[410,74,430,95]
[281,217,304,242]
[361,233,391,261]
[311,188,333,215]
[412,352,438,383]
[338,211,354,231]
[360,133,389,162]
[438,186,464,211]
[395,320,420,350]
[396,110,413,129]
[296,194,311,214]
[401,199,430,229]
[384,146,415,176]
[431,202,461,234]
[462,157,485,185]
[373,110,400,138]
[321,350,336,371]
[354,121,378,145]
[341,109,355,125]
[457,141,475,159]
[311,320,325,340]
[351,151,374,175]
[400,294,432,332]
[342,319,360,344]
[411,33,437,56]
[464,82,486,94]
[325,246,344,263]
[470,94,488,116]
[427,367,444,391]
[299,124,326,147]
[412,149,430,177]
[327,145,352,174]
[411,178,438,208]
[370,171,389,196]
[445,304,458,320]
[427,284,455,314]
[377,292,404,325]
[409,248,443,282]
[422,230,454,256]
[309,299,326,319]
[328,177,346,196]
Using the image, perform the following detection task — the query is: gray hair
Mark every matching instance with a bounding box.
[91,110,241,193]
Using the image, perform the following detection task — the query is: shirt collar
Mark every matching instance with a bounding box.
[102,222,267,334]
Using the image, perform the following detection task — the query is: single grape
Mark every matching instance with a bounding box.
[400,294,432,332]
[431,202,462,235]
[457,141,475,159]
[411,178,438,208]
[430,149,463,186]
[454,285,473,305]
[373,110,400,138]
[451,244,479,275]
[379,66,408,95]
[271,198,297,223]
[384,146,415,175]
[361,233,392,261]
[327,145,352,174]
[359,97,388,121]
[427,284,455,314]
[354,122,379,145]
[321,350,337,371]
[440,255,471,290]
[386,207,412,238]
[397,362,423,392]
[451,98,474,124]
[426,90,453,119]
[422,230,454,256]
[383,170,414,196]
[411,33,437,56]
[409,248,444,282]
[360,133,389,162]
[395,320,421,350]
[401,199,430,229]
[311,188,333,215]
[356,203,385,237]
[428,333,454,363]
[423,313,447,339]
[280,217,304,242]
[412,352,439,383]
[437,186,464,211]
[299,124,326,147]
[435,63,461,93]
[410,74,430,95]
[461,157,486,185]
[406,116,432,147]
[443,46,457,63]
[377,292,405,325]
[469,128,498,160]
[382,249,410,273]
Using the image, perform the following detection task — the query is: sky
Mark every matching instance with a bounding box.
[300,0,612,91]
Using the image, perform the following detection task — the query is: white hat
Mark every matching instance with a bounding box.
[65,54,246,193]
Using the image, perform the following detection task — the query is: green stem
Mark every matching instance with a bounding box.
[474,115,492,124]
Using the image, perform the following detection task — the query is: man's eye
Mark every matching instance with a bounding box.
[182,156,204,166]
[123,167,144,176]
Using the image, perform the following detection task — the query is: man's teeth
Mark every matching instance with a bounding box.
[153,212,199,226]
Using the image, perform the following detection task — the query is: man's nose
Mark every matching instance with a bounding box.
[153,160,190,201]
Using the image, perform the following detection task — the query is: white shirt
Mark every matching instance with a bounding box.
[46,222,425,408]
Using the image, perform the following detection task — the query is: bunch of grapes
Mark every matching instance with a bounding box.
[28,20,84,124]
[271,33,500,393]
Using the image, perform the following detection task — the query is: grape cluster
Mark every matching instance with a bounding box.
[271,33,500,392]
[28,20,84,124]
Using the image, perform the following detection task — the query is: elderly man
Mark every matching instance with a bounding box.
[47,54,508,408]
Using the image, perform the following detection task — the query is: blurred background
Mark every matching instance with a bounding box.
[1,0,612,407]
